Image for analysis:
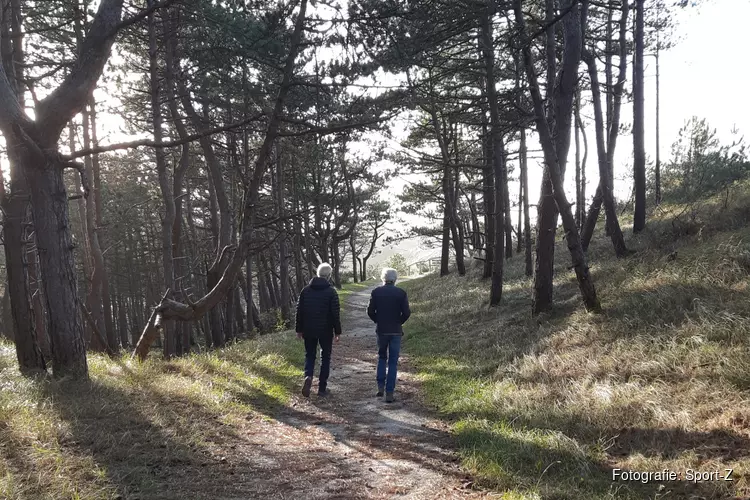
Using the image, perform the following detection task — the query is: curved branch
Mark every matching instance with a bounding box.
[65,113,266,158]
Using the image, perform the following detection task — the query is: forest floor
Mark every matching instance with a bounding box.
[0,281,485,500]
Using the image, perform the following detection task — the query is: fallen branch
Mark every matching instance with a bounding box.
[132,289,171,361]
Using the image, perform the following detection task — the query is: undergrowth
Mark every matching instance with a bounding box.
[401,180,750,499]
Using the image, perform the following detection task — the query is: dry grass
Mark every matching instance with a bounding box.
[0,333,304,499]
[400,180,750,499]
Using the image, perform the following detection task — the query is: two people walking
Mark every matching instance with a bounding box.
[295,263,411,403]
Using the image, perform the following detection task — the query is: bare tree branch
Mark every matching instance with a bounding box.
[65,112,266,158]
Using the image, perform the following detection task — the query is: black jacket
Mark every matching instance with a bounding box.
[367,283,411,335]
[295,277,342,338]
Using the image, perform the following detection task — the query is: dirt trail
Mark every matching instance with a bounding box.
[195,284,486,499]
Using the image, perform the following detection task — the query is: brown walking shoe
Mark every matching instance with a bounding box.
[302,376,312,397]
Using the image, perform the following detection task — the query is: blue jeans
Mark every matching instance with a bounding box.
[304,335,333,390]
[377,334,401,393]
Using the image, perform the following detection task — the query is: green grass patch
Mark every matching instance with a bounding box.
[0,333,303,499]
[336,279,377,303]
[401,180,750,499]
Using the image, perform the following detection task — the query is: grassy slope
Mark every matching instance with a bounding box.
[400,181,750,499]
[0,280,371,499]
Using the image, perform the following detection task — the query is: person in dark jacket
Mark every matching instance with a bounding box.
[295,262,342,397]
[367,267,411,403]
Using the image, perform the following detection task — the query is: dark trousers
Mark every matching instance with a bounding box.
[304,334,333,390]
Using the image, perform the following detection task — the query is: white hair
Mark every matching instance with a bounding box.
[381,268,398,283]
[317,262,333,278]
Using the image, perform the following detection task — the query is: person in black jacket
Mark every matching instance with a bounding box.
[367,267,411,403]
[295,262,342,397]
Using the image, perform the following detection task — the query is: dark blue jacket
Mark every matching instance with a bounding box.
[295,277,342,338]
[367,283,411,335]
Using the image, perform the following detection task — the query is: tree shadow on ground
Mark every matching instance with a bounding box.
[5,355,447,499]
[178,347,470,484]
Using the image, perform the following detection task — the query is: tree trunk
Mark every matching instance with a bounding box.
[481,112,495,280]
[0,286,11,340]
[581,185,602,251]
[261,253,277,310]
[148,1,176,359]
[1,148,46,373]
[530,0,562,314]
[512,47,533,278]
[448,186,466,275]
[87,99,116,350]
[468,192,482,253]
[515,0,601,313]
[581,50,627,257]
[27,241,50,360]
[520,128,533,277]
[233,286,245,337]
[517,166,523,255]
[245,257,262,331]
[632,0,646,232]
[655,37,661,206]
[257,254,269,312]
[165,7,194,355]
[304,200,315,279]
[575,96,588,230]
[430,115,454,278]
[532,183,559,312]
[440,184,451,277]
[332,243,342,289]
[503,170,512,260]
[181,93,233,346]
[81,105,109,352]
[604,0,615,239]
[350,236,358,283]
[575,89,582,229]
[292,176,307,291]
[224,282,236,343]
[276,146,291,323]
[68,121,97,347]
[491,137,506,306]
[267,238,282,306]
[26,160,88,377]
[480,3,505,306]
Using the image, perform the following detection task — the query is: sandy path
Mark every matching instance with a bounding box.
[183,285,486,499]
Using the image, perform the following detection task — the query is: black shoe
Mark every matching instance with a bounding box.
[302,376,312,397]
[376,386,384,397]
[385,392,394,403]
[318,388,330,397]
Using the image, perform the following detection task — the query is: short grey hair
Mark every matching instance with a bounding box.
[381,267,398,283]
[317,262,333,278]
